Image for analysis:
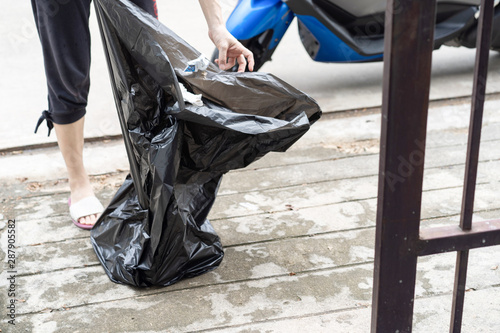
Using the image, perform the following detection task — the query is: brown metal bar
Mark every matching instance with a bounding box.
[418,219,500,256]
[451,2,495,331]
[371,0,436,331]
[450,250,469,333]
[460,0,495,230]
[372,0,497,331]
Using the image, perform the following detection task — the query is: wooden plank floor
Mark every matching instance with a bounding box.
[1,97,500,332]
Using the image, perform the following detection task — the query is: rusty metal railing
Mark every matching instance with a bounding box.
[371,0,500,332]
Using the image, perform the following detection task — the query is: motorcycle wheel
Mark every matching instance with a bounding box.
[210,30,277,72]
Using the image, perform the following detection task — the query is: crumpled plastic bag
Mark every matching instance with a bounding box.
[90,0,322,287]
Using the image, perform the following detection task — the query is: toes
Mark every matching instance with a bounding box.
[78,215,90,225]
[78,214,98,226]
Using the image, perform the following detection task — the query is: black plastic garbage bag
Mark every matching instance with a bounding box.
[90,0,322,287]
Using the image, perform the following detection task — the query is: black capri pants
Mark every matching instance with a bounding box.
[32,0,158,135]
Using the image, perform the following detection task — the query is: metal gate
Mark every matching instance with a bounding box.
[371,0,500,332]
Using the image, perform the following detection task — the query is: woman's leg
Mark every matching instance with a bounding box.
[32,0,158,227]
[54,118,100,226]
[32,0,98,226]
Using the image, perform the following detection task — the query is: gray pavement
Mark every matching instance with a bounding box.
[1,0,500,332]
[2,1,500,150]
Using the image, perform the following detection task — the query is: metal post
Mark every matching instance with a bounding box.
[451,1,495,332]
[371,0,436,332]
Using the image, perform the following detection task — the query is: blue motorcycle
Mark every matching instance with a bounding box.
[213,0,500,71]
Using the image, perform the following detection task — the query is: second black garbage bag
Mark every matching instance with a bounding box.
[90,0,322,287]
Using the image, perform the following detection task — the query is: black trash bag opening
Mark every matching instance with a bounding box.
[90,0,322,287]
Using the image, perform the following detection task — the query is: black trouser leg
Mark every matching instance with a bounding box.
[32,0,158,134]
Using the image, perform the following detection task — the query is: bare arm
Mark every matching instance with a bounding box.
[198,0,254,72]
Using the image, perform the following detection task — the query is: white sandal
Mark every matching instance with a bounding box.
[68,196,104,230]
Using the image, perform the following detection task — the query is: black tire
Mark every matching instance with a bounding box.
[210,30,278,72]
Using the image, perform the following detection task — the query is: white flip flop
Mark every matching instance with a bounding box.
[68,196,104,230]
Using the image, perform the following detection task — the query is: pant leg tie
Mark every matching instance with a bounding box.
[34,110,54,137]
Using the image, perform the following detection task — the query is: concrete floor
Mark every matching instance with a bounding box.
[1,96,500,332]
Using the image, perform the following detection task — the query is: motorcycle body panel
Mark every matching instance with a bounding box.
[227,0,294,49]
[296,15,382,62]
[223,0,497,69]
[286,0,481,18]
[461,6,500,49]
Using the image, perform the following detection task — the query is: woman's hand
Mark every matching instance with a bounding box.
[198,0,254,72]
[208,25,254,72]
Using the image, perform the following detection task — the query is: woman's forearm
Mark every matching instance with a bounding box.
[198,0,224,31]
